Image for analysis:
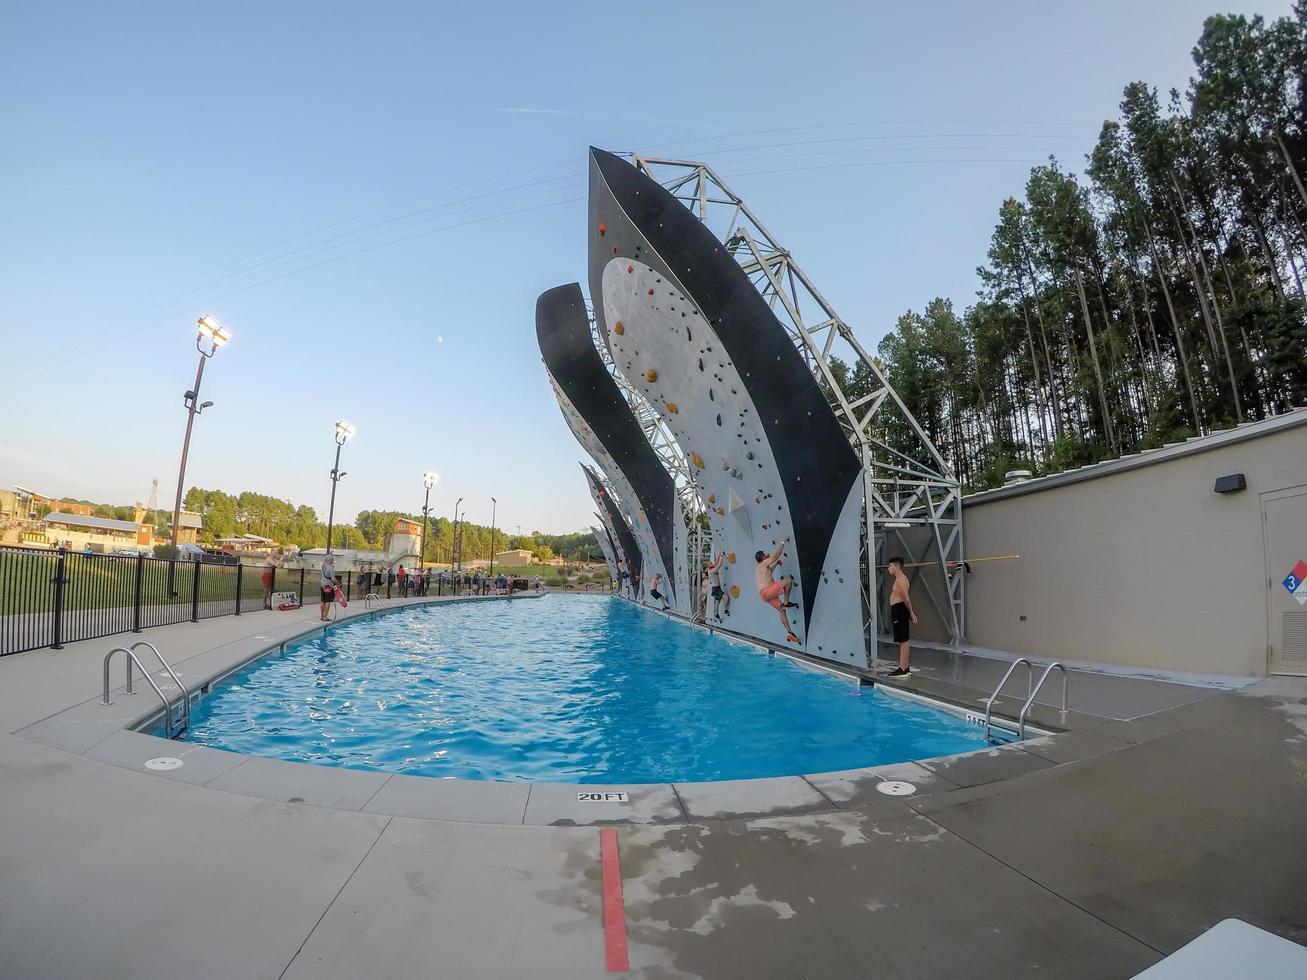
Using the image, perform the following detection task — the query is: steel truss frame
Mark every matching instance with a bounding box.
[628,153,965,651]
[586,304,713,599]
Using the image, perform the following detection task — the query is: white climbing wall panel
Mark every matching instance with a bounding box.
[598,258,865,664]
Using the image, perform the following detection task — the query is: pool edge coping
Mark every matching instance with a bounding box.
[14,592,1137,827]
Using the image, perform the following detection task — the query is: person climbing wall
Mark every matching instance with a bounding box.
[754,536,800,644]
[707,552,731,621]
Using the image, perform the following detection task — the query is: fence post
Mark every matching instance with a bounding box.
[298,568,305,606]
[234,562,243,616]
[51,550,67,650]
[190,560,201,622]
[132,555,144,632]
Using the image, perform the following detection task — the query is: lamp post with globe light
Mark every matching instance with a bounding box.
[420,471,439,571]
[168,315,230,593]
[324,421,355,555]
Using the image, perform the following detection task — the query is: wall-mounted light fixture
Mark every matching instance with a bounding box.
[1214,474,1247,494]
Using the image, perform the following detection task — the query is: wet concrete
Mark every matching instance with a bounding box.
[617,809,1158,978]
[1,610,1304,978]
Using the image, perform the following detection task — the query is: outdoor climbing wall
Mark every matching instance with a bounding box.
[591,522,619,582]
[536,284,690,613]
[586,147,867,665]
[582,463,643,599]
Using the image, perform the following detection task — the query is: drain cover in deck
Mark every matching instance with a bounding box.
[876,780,917,796]
[145,757,183,771]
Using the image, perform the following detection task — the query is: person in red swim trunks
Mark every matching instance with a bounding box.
[755,536,800,643]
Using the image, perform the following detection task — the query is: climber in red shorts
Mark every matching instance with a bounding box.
[755,536,800,644]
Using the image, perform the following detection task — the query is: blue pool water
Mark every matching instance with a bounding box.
[181,595,992,783]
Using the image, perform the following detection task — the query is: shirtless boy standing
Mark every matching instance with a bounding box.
[755,536,800,643]
[886,556,918,676]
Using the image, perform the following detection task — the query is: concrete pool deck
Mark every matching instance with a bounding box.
[1,594,1304,977]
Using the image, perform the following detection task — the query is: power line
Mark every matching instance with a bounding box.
[48,193,586,369]
[68,124,1097,339]
[42,134,1090,364]
[37,170,585,360]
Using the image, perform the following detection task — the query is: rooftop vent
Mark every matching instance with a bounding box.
[1003,469,1034,487]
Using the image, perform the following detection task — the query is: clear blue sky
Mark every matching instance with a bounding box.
[0,0,1291,533]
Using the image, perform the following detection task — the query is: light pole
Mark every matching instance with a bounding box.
[168,314,230,593]
[324,421,355,554]
[420,471,439,571]
[452,497,463,573]
[489,497,497,578]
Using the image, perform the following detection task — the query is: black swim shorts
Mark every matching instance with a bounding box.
[711,585,724,599]
[320,585,335,604]
[890,602,910,643]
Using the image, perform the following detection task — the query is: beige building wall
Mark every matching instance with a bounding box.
[938,420,1307,677]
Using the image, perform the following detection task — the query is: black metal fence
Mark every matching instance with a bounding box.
[0,545,542,656]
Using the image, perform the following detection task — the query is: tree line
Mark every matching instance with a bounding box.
[855,10,1306,490]
[180,487,598,562]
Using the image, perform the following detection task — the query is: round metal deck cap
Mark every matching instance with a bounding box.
[876,780,917,796]
[145,757,183,771]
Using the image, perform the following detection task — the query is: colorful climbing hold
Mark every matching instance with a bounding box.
[645,369,657,382]
[690,452,704,469]
[707,494,716,504]
[665,402,678,414]
[598,222,607,235]
[614,322,625,336]
[648,288,655,295]
[627,265,634,273]
[727,553,736,564]
[729,585,741,599]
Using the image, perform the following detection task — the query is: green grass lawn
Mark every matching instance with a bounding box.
[0,552,273,615]
[1,550,613,619]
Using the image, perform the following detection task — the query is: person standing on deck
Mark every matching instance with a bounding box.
[261,549,281,609]
[886,557,918,676]
[397,564,408,597]
[319,554,338,622]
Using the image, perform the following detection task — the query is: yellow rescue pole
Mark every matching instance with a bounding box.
[876,554,1020,570]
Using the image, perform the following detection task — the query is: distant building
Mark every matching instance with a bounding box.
[494,549,536,565]
[163,511,203,545]
[48,501,94,517]
[215,534,276,555]
[299,517,430,573]
[5,487,56,522]
[43,513,152,554]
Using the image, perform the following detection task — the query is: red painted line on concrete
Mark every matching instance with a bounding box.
[599,827,630,972]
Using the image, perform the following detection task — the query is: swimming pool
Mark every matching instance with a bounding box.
[180,595,995,783]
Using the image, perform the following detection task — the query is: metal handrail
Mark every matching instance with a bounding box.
[364,592,383,608]
[983,658,1032,740]
[125,640,190,730]
[103,646,185,737]
[1018,663,1068,740]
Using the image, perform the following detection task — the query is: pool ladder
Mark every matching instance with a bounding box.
[982,659,1069,741]
[102,640,191,738]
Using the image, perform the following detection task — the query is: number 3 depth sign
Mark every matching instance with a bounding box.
[577,792,630,803]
